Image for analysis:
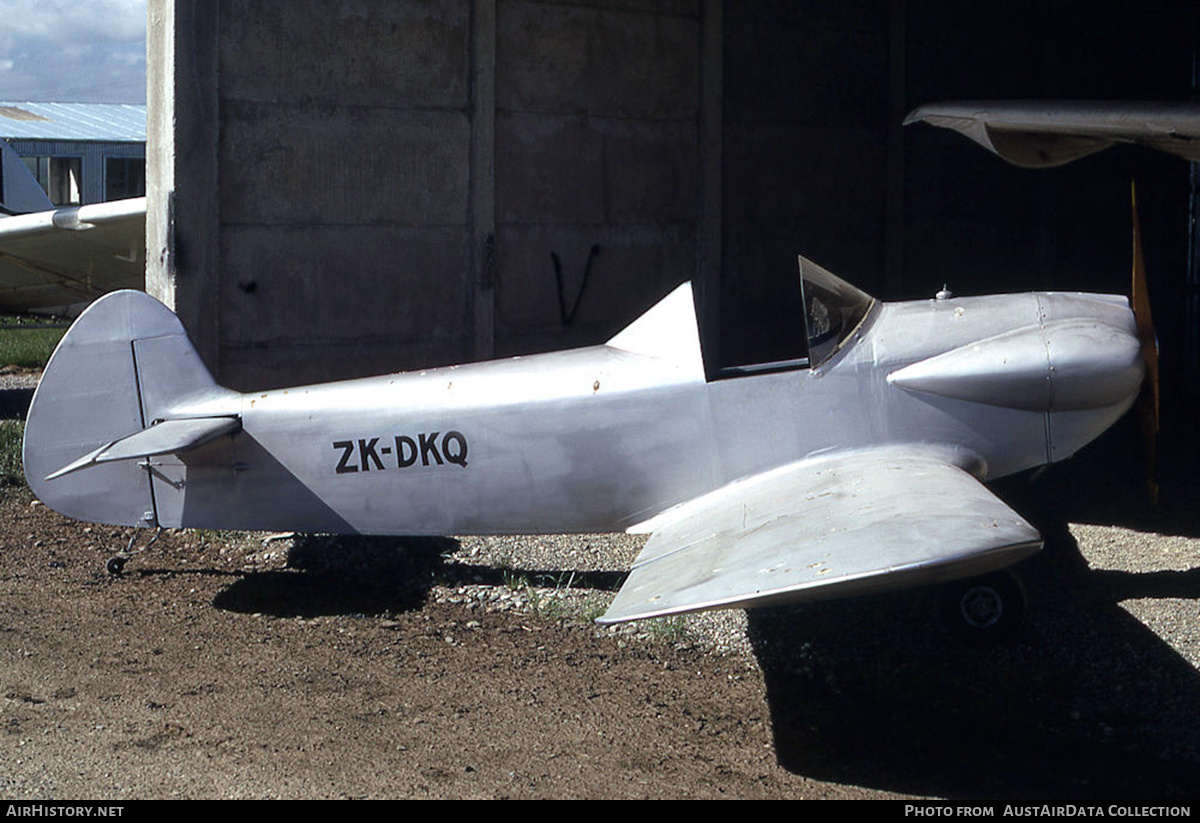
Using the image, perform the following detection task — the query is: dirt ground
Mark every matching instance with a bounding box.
[2,426,1200,800]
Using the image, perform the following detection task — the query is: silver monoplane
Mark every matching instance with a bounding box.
[23,249,1153,638]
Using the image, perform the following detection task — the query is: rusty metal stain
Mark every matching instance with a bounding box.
[0,106,51,122]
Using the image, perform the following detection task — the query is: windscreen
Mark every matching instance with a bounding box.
[799,256,874,368]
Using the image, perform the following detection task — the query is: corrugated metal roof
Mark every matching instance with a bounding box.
[0,102,145,142]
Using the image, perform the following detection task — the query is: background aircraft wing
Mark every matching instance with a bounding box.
[0,196,145,313]
[599,446,1041,624]
[904,100,1200,168]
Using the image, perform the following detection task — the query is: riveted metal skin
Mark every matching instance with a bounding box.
[23,257,1144,623]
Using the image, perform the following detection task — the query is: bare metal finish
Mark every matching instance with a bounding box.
[23,256,1145,623]
[904,100,1200,167]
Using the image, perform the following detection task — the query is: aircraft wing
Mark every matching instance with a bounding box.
[904,100,1200,168]
[598,447,1041,624]
[0,196,145,313]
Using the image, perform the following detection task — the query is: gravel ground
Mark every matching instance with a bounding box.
[439,532,755,657]
[0,370,39,390]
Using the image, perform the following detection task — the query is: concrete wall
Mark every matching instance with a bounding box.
[148,0,707,390]
[216,1,476,387]
[493,1,702,356]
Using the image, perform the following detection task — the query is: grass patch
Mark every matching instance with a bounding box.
[494,567,611,626]
[0,318,66,368]
[529,590,573,622]
[643,615,690,643]
[528,588,612,626]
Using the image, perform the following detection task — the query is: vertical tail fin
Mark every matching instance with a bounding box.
[0,139,53,215]
[23,289,237,526]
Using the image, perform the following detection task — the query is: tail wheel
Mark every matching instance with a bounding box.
[939,570,1027,643]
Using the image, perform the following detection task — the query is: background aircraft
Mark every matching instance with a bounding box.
[904,100,1200,168]
[0,138,144,314]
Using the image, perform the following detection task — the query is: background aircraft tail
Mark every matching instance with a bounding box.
[23,290,236,526]
[0,139,53,215]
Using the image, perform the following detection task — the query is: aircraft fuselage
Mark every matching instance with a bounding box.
[139,290,1140,536]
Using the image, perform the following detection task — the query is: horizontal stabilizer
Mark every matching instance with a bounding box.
[46,416,241,480]
[600,446,1041,624]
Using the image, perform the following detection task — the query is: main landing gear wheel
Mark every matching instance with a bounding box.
[105,556,127,576]
[939,570,1027,643]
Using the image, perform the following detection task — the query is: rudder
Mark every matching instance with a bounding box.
[23,290,232,526]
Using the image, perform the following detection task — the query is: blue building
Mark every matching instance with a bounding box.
[0,102,146,206]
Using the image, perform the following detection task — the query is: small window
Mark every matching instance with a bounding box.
[710,255,874,380]
[21,156,48,190]
[105,157,146,200]
[22,156,81,205]
[48,157,82,205]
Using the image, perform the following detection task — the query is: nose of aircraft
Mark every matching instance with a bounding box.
[1042,314,1143,411]
[886,291,1145,464]
[886,292,1143,415]
[1038,293,1145,462]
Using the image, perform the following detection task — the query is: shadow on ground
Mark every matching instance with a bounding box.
[211,535,458,617]
[0,386,33,419]
[211,533,625,619]
[751,427,1200,799]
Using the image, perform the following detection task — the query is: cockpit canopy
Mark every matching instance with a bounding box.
[711,255,875,379]
[799,255,875,368]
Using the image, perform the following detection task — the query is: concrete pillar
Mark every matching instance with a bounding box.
[698,0,722,370]
[470,0,497,362]
[146,0,221,372]
[883,0,905,300]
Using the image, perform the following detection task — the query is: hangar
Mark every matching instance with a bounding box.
[0,101,146,206]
